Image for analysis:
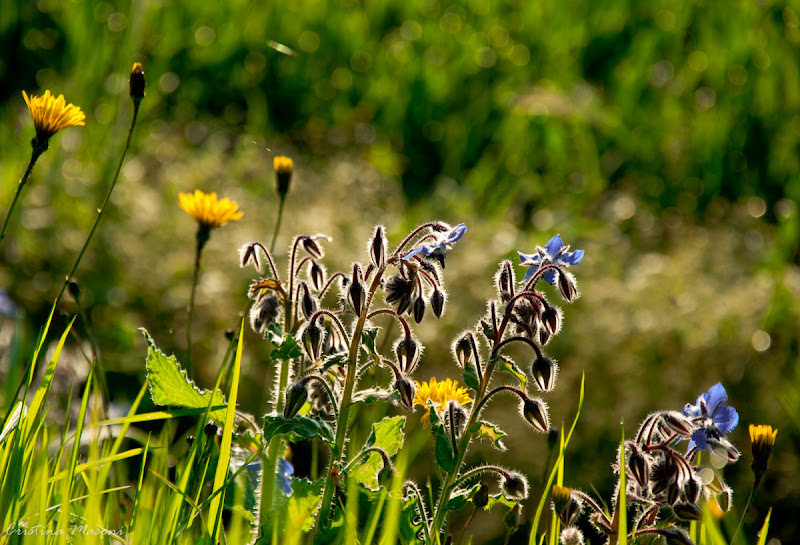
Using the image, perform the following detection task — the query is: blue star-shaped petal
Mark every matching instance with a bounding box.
[682,382,739,451]
[402,223,467,268]
[277,457,294,495]
[518,235,584,285]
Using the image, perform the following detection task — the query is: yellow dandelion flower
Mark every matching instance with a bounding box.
[273,155,294,199]
[749,424,777,477]
[22,90,85,148]
[414,377,472,427]
[179,190,243,230]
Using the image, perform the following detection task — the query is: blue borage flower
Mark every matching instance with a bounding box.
[682,382,739,451]
[401,223,467,268]
[518,234,584,285]
[277,457,294,495]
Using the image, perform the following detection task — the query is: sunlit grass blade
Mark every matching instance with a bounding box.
[528,372,585,545]
[378,448,408,545]
[46,448,144,484]
[96,380,149,488]
[755,507,772,545]
[208,318,244,540]
[128,432,151,543]
[616,423,627,545]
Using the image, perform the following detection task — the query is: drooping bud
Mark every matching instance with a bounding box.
[431,288,446,318]
[395,336,421,374]
[683,476,701,504]
[473,483,489,508]
[538,327,551,346]
[541,304,561,336]
[299,282,317,320]
[673,503,703,521]
[129,62,146,103]
[239,242,261,271]
[627,443,650,489]
[495,260,515,302]
[665,481,681,505]
[501,472,529,500]
[659,412,694,437]
[394,377,415,411]
[413,297,426,324]
[651,455,678,496]
[717,484,733,512]
[249,294,282,336]
[301,322,324,361]
[283,380,309,419]
[347,263,366,316]
[302,235,325,259]
[557,270,578,302]
[551,485,581,527]
[532,354,558,392]
[369,225,387,269]
[309,261,325,291]
[273,156,294,200]
[659,527,694,545]
[385,274,414,315]
[452,333,473,367]
[521,397,549,433]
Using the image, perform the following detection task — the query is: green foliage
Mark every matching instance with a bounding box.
[493,355,527,391]
[263,414,335,448]
[428,405,456,474]
[469,421,507,451]
[142,328,229,425]
[350,416,406,490]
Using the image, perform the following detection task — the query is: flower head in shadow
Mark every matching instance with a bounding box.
[402,223,467,268]
[518,234,584,285]
[22,90,85,151]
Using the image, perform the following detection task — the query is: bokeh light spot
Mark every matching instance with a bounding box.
[195,26,216,46]
[299,30,320,52]
[752,330,771,352]
[746,197,766,218]
[159,72,181,93]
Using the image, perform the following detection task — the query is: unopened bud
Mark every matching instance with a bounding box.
[283,380,309,419]
[552,485,581,527]
[395,336,420,374]
[532,355,557,392]
[302,235,324,259]
[274,156,294,199]
[521,397,549,433]
[750,424,778,478]
[717,485,733,512]
[660,412,694,437]
[204,422,218,437]
[347,264,366,316]
[473,483,489,508]
[538,327,551,346]
[683,476,701,504]
[129,62,146,103]
[301,322,324,361]
[299,282,317,320]
[446,400,467,439]
[453,334,473,367]
[541,304,561,335]
[557,271,578,302]
[394,378,415,411]
[370,225,387,269]
[659,527,694,545]
[68,280,80,299]
[496,260,515,301]
[673,503,702,521]
[502,472,529,500]
[431,288,446,318]
[627,444,650,489]
[413,297,426,324]
[560,527,585,545]
[310,261,325,291]
[504,503,522,533]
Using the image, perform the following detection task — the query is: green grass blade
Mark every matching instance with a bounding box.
[528,372,585,545]
[755,507,772,545]
[209,318,244,540]
[128,433,151,542]
[616,423,627,545]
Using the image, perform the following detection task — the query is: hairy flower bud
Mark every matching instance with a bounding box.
[495,260,515,302]
[283,380,309,419]
[673,503,703,521]
[129,62,146,103]
[532,354,557,392]
[249,294,281,336]
[430,288,446,318]
[521,397,549,433]
[302,235,325,259]
[395,336,421,374]
[717,485,733,512]
[394,378,415,411]
[541,304,561,336]
[453,333,473,367]
[502,472,529,500]
[301,322,324,361]
[310,261,325,291]
[683,476,701,504]
[557,270,578,302]
[446,400,467,439]
[659,527,694,545]
[299,282,317,320]
[347,264,366,316]
[560,527,585,545]
[370,225,387,270]
[413,297,426,324]
[473,482,489,508]
[552,485,581,527]
[627,443,650,489]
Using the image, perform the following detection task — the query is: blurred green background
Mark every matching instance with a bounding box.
[1,0,799,542]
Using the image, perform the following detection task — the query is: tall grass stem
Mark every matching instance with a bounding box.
[0,147,44,247]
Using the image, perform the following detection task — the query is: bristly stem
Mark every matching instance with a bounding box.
[270,196,286,254]
[0,147,44,248]
[53,101,141,310]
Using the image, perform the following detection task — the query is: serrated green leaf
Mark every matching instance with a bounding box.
[351,388,392,405]
[262,414,335,448]
[350,416,406,490]
[141,329,228,424]
[320,353,349,372]
[494,356,527,390]
[361,326,380,358]
[444,483,481,513]
[288,478,325,532]
[468,421,507,451]
[429,406,455,473]
[271,334,304,361]
[480,319,494,341]
[485,493,517,511]
[463,360,480,391]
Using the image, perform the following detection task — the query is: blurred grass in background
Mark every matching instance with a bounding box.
[1,0,799,542]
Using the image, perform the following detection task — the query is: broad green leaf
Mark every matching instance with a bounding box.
[468,421,507,451]
[271,334,304,362]
[141,329,228,424]
[463,360,480,391]
[352,387,393,405]
[262,414,335,448]
[350,416,406,490]
[288,478,325,533]
[494,356,527,390]
[429,406,455,473]
[444,483,481,513]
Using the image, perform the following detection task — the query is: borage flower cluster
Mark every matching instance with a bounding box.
[554,383,741,545]
[244,225,585,542]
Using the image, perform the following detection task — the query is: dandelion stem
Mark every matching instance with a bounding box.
[53,102,141,310]
[186,231,207,371]
[730,474,763,545]
[0,147,44,248]
[270,196,286,254]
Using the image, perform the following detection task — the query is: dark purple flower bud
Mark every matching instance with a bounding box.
[495,260,515,302]
[557,270,578,302]
[627,444,650,489]
[532,355,557,392]
[249,294,281,335]
[302,236,324,259]
[473,483,489,508]
[431,288,446,318]
[660,412,695,437]
[683,476,701,504]
[283,380,309,419]
[501,472,529,500]
[658,527,694,545]
[446,400,467,439]
[370,225,387,269]
[452,333,473,367]
[204,422,218,437]
[394,378,415,410]
[299,282,317,320]
[239,242,260,270]
[301,322,324,361]
[673,503,702,521]
[129,62,146,103]
[665,481,681,505]
[347,264,366,316]
[395,336,420,374]
[521,397,549,433]
[413,297,426,324]
[538,327,551,346]
[651,455,678,496]
[309,261,325,291]
[541,304,561,336]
